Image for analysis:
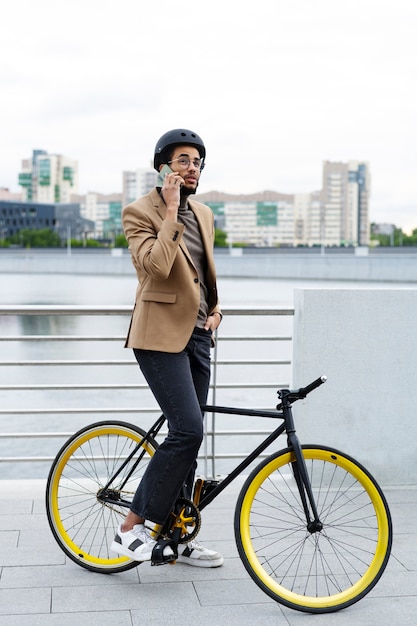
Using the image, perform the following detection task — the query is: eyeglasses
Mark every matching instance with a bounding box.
[168,157,205,171]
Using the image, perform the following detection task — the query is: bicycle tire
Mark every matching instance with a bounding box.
[234,445,392,613]
[46,420,158,573]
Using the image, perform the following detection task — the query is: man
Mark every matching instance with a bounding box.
[111,129,223,567]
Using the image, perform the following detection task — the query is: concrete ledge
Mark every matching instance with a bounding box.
[292,289,417,485]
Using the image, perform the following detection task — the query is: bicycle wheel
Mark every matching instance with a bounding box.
[46,420,158,573]
[234,445,392,613]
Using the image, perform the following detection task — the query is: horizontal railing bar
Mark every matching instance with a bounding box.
[0,305,132,316]
[0,381,286,390]
[0,429,273,439]
[0,408,161,415]
[0,452,272,463]
[0,399,285,414]
[0,336,126,341]
[0,305,294,316]
[215,336,292,341]
[0,359,290,367]
[0,334,292,342]
[0,360,136,366]
[0,384,149,390]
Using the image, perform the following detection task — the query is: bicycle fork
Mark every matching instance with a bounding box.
[287,432,323,533]
[281,392,323,534]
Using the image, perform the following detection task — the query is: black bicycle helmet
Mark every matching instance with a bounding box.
[153,129,206,171]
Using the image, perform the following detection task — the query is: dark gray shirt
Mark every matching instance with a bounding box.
[177,205,208,328]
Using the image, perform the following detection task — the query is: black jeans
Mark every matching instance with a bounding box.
[130,328,212,524]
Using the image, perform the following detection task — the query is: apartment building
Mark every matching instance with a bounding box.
[18,150,78,204]
[321,160,370,246]
[197,161,370,247]
[72,192,122,239]
[122,168,157,208]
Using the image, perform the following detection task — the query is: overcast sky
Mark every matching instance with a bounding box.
[2,0,416,230]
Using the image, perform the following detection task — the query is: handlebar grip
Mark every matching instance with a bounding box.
[299,375,327,398]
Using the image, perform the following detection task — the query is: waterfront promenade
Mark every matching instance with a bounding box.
[1,478,416,624]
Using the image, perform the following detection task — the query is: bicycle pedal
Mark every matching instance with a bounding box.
[151,538,178,566]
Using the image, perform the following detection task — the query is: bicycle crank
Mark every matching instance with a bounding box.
[166,497,201,544]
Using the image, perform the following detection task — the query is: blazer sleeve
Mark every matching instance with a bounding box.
[122,202,185,281]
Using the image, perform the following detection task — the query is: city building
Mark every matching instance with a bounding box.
[0,200,94,241]
[71,192,123,240]
[122,167,157,207]
[196,160,370,247]
[9,150,370,247]
[196,190,295,247]
[0,187,22,201]
[321,160,370,246]
[18,149,78,204]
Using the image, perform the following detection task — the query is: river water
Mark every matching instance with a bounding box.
[1,273,415,478]
[1,272,415,307]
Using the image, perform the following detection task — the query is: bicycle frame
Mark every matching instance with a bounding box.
[99,375,327,531]
[197,404,286,510]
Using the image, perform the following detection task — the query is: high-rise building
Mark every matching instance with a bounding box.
[122,168,157,207]
[321,161,370,246]
[18,150,78,204]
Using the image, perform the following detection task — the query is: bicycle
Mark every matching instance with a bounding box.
[46,375,392,614]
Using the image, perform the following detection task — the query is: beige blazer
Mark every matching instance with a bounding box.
[123,188,221,352]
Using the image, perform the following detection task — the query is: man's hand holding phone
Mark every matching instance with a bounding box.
[159,165,184,217]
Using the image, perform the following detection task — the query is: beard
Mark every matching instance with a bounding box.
[180,180,199,199]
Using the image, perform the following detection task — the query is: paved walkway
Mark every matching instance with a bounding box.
[0,479,416,625]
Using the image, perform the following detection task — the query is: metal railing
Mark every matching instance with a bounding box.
[0,305,294,478]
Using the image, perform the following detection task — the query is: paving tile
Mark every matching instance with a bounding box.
[0,563,139,588]
[383,487,417,504]
[52,580,200,613]
[131,602,288,625]
[282,596,417,625]
[0,530,18,549]
[194,577,274,606]
[0,514,49,532]
[390,533,417,569]
[0,499,33,516]
[138,555,247,584]
[0,480,47,499]
[17,527,60,549]
[368,569,417,598]
[0,610,132,625]
[391,507,417,534]
[33,499,46,515]
[0,587,51,615]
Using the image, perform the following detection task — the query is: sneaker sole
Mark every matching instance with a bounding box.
[110,540,152,562]
[176,555,224,568]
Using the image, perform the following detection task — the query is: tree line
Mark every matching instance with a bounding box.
[1,225,416,248]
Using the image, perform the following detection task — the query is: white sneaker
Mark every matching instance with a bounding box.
[177,539,224,568]
[111,524,173,562]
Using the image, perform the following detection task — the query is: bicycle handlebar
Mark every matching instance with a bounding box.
[299,375,327,397]
[276,375,327,409]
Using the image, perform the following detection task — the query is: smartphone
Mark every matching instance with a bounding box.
[157,164,173,187]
